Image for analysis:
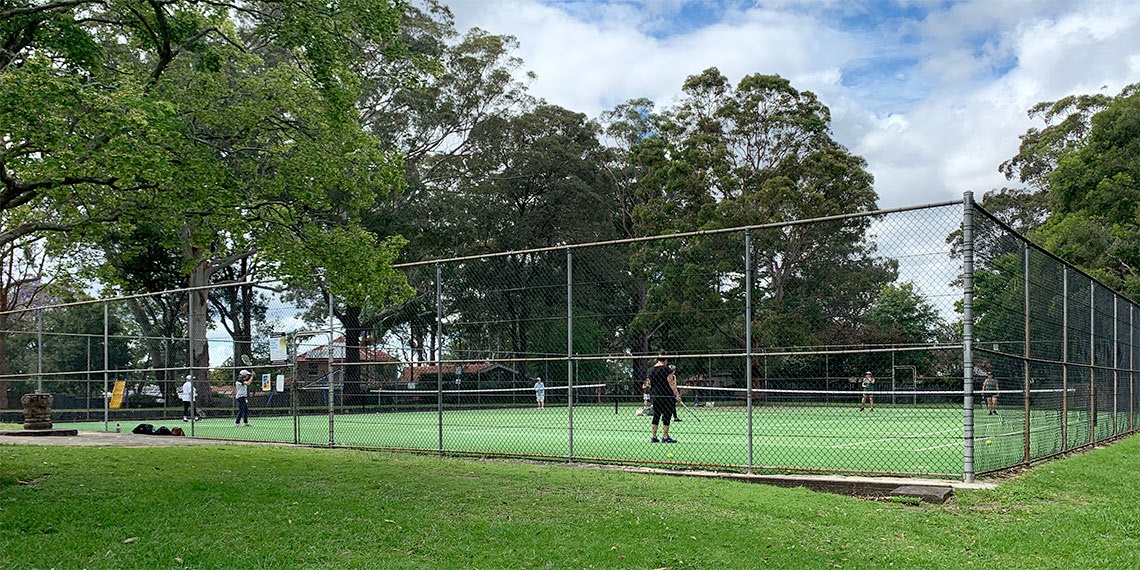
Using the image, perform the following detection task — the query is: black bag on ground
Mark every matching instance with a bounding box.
[131,423,155,435]
[154,426,172,436]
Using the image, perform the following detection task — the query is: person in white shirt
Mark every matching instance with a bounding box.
[179,375,198,421]
[235,369,252,426]
[533,377,546,408]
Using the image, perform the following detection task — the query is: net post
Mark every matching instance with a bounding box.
[962,192,976,483]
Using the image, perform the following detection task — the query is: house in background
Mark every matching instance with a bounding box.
[295,337,399,392]
[397,362,523,391]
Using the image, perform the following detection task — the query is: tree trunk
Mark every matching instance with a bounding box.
[338,303,366,409]
[188,259,212,403]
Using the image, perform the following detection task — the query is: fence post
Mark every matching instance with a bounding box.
[1023,243,1031,464]
[1114,294,1119,436]
[961,192,976,483]
[36,309,43,394]
[745,228,754,472]
[103,301,110,432]
[1090,284,1096,445]
[436,262,443,455]
[566,247,575,462]
[1062,266,1069,448]
[328,289,335,446]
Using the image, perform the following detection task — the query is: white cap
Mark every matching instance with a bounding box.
[239,369,252,376]
[865,371,872,375]
[185,374,193,380]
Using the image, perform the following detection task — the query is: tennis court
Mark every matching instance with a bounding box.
[52,385,1093,478]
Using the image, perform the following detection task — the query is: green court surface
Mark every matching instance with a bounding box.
[52,403,1101,478]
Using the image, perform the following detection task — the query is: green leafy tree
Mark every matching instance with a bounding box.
[605,68,892,383]
[2,1,415,400]
[1000,83,1140,298]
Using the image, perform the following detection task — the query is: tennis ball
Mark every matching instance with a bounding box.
[985,439,992,445]
[667,453,673,458]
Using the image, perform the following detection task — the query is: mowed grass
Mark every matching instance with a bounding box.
[2,435,1140,569]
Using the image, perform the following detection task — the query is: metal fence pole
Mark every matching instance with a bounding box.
[1023,243,1031,463]
[328,289,335,446]
[1062,266,1069,448]
[436,263,443,454]
[36,309,43,393]
[1090,283,1096,445]
[188,290,195,436]
[961,192,976,482]
[1114,294,1119,435]
[745,229,754,471]
[566,247,575,462]
[103,301,110,431]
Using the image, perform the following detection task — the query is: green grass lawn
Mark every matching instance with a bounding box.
[52,403,1102,478]
[2,434,1140,569]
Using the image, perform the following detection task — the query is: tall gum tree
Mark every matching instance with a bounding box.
[605,68,892,380]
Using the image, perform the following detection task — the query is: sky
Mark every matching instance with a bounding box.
[442,0,1140,209]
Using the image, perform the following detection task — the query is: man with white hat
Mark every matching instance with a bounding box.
[235,369,253,426]
[180,374,196,422]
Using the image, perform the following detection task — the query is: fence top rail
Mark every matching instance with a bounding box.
[392,200,962,269]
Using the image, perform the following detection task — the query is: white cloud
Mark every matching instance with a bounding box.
[443,0,1140,208]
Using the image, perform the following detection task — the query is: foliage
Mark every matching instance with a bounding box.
[606,68,897,376]
[1000,83,1140,299]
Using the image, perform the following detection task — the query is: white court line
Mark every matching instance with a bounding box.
[914,442,960,451]
[830,425,963,449]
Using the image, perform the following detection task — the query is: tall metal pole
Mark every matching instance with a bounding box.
[188,291,195,436]
[1062,267,1069,448]
[566,248,575,461]
[1090,284,1096,444]
[1113,294,1119,435]
[1131,304,1135,432]
[103,301,110,431]
[961,192,976,482]
[328,289,335,446]
[1022,243,1031,463]
[36,309,43,393]
[745,229,754,471]
[436,263,443,454]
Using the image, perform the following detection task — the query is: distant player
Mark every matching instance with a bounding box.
[982,373,999,415]
[635,383,651,416]
[533,376,546,409]
[859,371,875,412]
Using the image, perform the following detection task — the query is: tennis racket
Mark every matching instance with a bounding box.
[240,354,252,366]
[679,399,702,423]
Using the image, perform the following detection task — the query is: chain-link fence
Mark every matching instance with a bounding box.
[4,194,1138,480]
